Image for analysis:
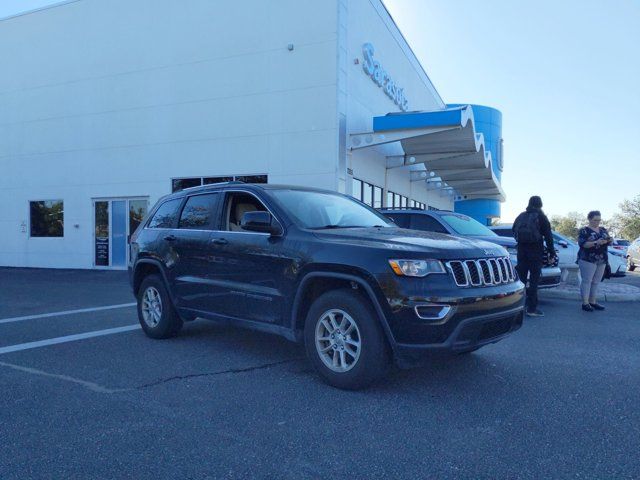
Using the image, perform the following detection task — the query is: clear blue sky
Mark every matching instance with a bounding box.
[384,0,640,221]
[2,1,639,222]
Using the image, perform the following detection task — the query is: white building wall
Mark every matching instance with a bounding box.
[0,0,340,268]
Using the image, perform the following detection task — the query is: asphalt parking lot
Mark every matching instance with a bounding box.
[1,268,639,479]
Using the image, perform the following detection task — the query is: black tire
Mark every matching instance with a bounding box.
[629,259,636,272]
[304,289,390,390]
[137,274,183,339]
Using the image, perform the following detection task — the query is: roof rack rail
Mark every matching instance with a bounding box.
[177,180,246,192]
[379,207,427,211]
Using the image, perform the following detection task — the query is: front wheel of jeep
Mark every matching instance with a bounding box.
[304,289,390,390]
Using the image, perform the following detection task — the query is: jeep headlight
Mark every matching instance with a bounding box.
[507,247,518,255]
[388,259,445,277]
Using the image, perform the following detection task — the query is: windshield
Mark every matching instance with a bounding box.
[439,213,497,236]
[270,190,393,229]
[616,239,630,246]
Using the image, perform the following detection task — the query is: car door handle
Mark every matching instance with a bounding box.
[211,238,228,245]
[164,235,177,242]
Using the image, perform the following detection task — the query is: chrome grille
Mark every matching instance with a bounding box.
[447,257,515,287]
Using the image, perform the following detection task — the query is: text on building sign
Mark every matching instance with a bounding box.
[362,43,409,111]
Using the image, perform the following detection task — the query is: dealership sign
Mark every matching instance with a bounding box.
[362,43,408,111]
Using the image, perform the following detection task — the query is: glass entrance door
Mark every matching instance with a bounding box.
[93,198,148,268]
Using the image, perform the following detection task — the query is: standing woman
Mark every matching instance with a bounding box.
[577,211,612,311]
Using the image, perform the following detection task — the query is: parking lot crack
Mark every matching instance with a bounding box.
[135,357,304,390]
[0,361,126,394]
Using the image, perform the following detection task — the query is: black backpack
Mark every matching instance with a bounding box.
[514,212,542,244]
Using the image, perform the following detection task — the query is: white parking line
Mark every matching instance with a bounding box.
[0,303,137,325]
[0,324,141,355]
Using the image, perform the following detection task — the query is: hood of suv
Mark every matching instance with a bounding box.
[313,227,507,259]
[467,235,517,249]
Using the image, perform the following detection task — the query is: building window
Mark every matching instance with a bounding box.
[352,178,382,207]
[203,176,233,185]
[171,178,201,192]
[362,183,373,207]
[30,200,64,237]
[352,179,363,201]
[373,186,382,208]
[385,192,410,209]
[234,175,268,184]
[172,175,268,193]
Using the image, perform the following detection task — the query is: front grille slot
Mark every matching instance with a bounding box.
[498,258,508,283]
[489,259,501,282]
[448,261,468,286]
[447,256,515,288]
[464,261,482,286]
[478,260,493,284]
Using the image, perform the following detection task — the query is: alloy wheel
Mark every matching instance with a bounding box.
[141,286,163,328]
[315,309,362,373]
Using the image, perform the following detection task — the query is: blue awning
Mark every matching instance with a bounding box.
[350,105,505,201]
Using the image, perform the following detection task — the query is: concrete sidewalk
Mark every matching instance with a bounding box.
[540,281,640,302]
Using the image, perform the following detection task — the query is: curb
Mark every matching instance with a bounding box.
[539,288,640,303]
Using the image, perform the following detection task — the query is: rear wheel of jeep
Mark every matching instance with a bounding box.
[137,274,183,339]
[304,289,390,390]
[628,258,636,272]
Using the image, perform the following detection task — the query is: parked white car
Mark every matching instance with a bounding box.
[610,238,630,258]
[550,232,580,271]
[627,238,640,271]
[608,246,628,277]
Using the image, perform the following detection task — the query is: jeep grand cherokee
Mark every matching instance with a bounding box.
[130,183,525,389]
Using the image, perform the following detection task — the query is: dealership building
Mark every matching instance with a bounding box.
[0,0,505,270]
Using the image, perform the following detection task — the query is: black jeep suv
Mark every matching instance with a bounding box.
[130,183,525,389]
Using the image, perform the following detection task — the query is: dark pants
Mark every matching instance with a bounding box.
[516,246,543,312]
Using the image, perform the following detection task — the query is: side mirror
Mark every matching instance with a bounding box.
[558,240,568,248]
[240,211,283,236]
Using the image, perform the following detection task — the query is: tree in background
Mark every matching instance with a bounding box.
[612,195,640,240]
[550,212,585,240]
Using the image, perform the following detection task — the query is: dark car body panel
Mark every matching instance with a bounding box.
[130,184,525,366]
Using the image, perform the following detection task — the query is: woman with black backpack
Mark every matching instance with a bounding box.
[577,211,612,312]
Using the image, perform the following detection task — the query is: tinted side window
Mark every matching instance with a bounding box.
[411,215,448,233]
[493,228,513,237]
[386,214,410,228]
[148,199,182,229]
[179,194,220,230]
[223,192,268,231]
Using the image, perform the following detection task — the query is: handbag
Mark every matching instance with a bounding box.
[601,263,612,281]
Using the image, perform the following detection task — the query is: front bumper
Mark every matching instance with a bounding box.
[394,307,524,367]
[375,275,525,367]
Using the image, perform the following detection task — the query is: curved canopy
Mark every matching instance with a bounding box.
[350,105,505,201]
